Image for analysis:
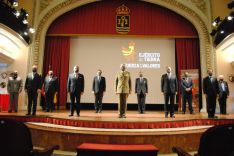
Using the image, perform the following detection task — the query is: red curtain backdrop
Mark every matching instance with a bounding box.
[175,38,201,109]
[43,37,70,107]
[47,0,198,37]
[43,0,200,107]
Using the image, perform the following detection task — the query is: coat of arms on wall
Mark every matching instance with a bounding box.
[116,4,130,34]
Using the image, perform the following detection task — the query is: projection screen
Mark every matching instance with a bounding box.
[69,36,175,104]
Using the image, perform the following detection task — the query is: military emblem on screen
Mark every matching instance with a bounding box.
[116,4,130,34]
[121,41,136,61]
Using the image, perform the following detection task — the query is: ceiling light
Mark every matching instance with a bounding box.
[29,28,35,33]
[212,17,221,27]
[227,16,233,20]
[23,19,28,24]
[23,32,28,36]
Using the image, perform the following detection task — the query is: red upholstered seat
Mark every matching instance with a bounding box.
[78,143,158,151]
[77,143,159,156]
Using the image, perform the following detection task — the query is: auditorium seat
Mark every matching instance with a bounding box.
[76,143,159,156]
[172,124,234,156]
[0,118,59,156]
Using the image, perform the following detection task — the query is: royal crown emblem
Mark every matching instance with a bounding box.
[116,4,130,15]
[116,4,130,34]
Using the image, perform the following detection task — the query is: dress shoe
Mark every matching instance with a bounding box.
[69,114,73,117]
[208,115,218,119]
[122,115,126,118]
[165,113,168,118]
[118,115,122,118]
[77,114,80,117]
[14,110,17,113]
[190,111,195,114]
[170,115,175,118]
[25,113,31,115]
[95,110,98,113]
[32,113,36,116]
[8,110,12,113]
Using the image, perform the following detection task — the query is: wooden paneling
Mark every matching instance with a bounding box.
[29,124,203,154]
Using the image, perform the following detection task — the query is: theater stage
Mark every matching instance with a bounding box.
[0,110,234,154]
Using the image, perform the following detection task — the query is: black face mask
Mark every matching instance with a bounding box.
[74,70,78,73]
[13,74,17,79]
[32,68,37,73]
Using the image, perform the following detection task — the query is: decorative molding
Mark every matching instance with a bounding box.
[152,0,212,69]
[32,0,213,76]
[190,0,207,14]
[39,0,53,14]
[34,0,79,67]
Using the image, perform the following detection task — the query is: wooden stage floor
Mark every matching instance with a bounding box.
[1,110,234,153]
[1,110,234,130]
[1,110,234,122]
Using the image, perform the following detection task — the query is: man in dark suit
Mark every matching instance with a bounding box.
[218,75,229,114]
[92,69,106,113]
[135,71,148,114]
[67,65,84,117]
[161,66,178,118]
[203,69,219,118]
[25,65,42,116]
[44,70,58,112]
[181,72,194,114]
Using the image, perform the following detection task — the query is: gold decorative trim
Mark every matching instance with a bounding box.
[34,0,80,66]
[159,0,211,69]
[33,0,212,72]
[190,0,207,14]
[39,0,53,14]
